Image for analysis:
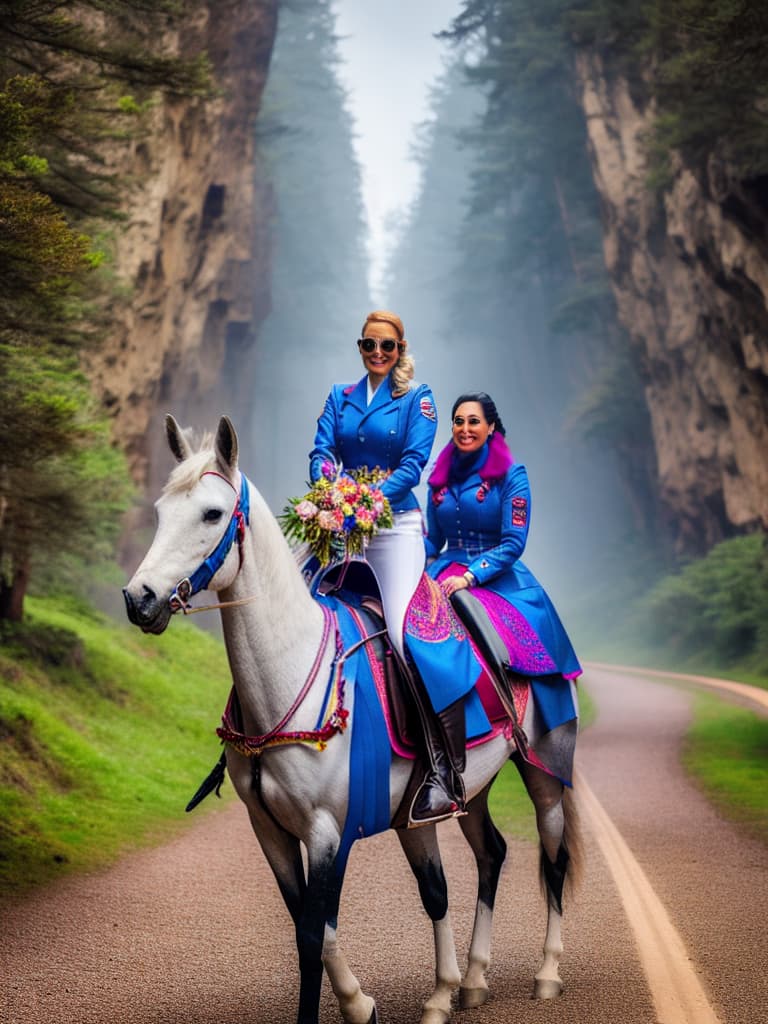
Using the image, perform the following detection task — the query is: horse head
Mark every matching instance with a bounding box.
[123,415,246,634]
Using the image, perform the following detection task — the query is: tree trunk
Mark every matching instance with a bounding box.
[0,556,30,622]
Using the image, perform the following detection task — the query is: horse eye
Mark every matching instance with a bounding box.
[203,509,223,523]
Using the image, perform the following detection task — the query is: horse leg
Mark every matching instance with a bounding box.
[286,821,345,1024]
[240,792,336,1024]
[513,755,573,999]
[288,815,377,1024]
[397,824,461,1024]
[320,861,377,1024]
[455,780,507,1009]
[244,805,307,919]
[238,771,375,1023]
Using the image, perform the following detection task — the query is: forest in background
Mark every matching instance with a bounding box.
[240,0,371,509]
[0,0,211,622]
[1,0,767,676]
[1,0,767,896]
[382,0,768,670]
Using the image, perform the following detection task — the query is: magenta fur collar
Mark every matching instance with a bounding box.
[428,432,514,489]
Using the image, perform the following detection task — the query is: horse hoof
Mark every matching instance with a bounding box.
[420,1008,449,1024]
[459,985,489,1009]
[533,977,563,1000]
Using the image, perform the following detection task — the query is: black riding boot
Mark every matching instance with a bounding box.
[408,696,467,827]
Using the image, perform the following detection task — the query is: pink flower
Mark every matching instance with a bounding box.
[295,499,318,521]
[318,510,341,532]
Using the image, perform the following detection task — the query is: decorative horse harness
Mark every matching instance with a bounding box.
[175,472,529,812]
[169,472,385,763]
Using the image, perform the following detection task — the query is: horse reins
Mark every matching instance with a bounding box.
[169,470,253,615]
[166,469,389,757]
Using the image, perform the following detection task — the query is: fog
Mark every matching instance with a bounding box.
[237,1,634,637]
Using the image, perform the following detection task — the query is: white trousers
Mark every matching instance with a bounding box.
[364,509,425,660]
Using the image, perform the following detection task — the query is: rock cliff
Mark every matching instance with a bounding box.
[85,0,278,505]
[575,51,768,553]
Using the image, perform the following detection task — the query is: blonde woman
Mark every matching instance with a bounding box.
[310,311,465,825]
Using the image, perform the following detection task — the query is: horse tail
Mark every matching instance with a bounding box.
[561,786,583,893]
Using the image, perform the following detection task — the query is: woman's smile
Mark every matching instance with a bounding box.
[358,321,401,382]
[452,401,494,453]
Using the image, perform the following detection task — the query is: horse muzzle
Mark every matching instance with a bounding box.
[122,584,172,634]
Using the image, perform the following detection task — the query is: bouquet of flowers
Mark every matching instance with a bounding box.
[280,461,394,566]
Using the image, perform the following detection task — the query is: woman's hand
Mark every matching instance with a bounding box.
[440,574,469,597]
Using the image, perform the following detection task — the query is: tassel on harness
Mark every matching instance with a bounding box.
[186,751,227,812]
[186,608,387,809]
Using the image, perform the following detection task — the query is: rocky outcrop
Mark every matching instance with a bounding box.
[575,51,768,553]
[85,0,278,501]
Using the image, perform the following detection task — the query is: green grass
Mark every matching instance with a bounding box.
[682,693,768,844]
[578,667,767,845]
[6,593,759,902]
[0,594,232,896]
[488,761,539,841]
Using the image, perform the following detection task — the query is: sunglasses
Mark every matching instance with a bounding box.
[358,337,400,354]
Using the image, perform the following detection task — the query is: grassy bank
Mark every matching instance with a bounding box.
[683,692,768,844]
[1,596,763,898]
[0,595,232,896]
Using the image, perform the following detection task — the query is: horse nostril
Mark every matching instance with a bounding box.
[122,587,139,623]
[123,584,158,624]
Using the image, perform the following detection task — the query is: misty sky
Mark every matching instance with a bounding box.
[333,0,463,300]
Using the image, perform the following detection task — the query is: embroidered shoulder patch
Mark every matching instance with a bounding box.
[419,396,436,421]
[511,496,528,527]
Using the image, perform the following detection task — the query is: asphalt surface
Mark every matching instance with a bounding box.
[2,666,767,1024]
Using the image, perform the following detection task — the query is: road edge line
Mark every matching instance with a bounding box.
[574,769,722,1024]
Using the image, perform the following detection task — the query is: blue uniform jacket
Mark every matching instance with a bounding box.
[426,458,538,589]
[310,374,437,514]
[425,438,581,679]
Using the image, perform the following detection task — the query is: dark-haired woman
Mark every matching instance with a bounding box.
[425,392,581,784]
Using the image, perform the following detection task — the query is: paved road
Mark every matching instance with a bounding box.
[2,667,767,1024]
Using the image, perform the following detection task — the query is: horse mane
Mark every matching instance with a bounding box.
[162,433,221,496]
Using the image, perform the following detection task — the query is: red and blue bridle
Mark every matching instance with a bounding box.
[169,471,251,613]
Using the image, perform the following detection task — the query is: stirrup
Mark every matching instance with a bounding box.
[407,771,467,828]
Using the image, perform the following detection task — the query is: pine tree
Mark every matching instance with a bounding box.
[0,1,210,620]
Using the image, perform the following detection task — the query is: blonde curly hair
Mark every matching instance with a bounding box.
[361,310,415,398]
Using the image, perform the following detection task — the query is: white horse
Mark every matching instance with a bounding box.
[123,416,581,1024]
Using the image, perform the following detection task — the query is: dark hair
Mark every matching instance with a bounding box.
[451,392,506,437]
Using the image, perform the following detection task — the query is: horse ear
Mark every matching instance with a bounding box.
[166,414,192,463]
[215,416,239,474]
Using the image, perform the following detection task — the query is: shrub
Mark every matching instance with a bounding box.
[640,534,768,670]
